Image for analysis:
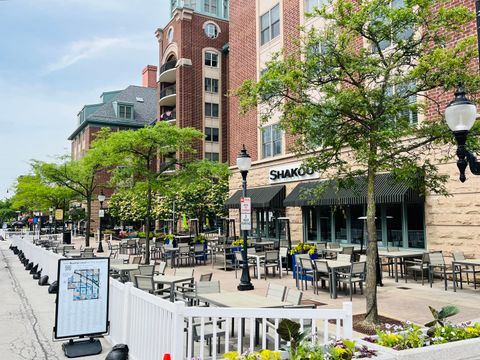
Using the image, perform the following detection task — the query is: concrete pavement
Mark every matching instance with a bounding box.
[0,240,111,360]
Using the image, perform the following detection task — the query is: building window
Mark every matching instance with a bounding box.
[261,124,282,158]
[205,51,219,67]
[205,152,220,161]
[167,28,174,43]
[205,78,219,93]
[375,0,414,51]
[204,0,217,15]
[387,81,418,125]
[260,4,280,46]
[118,104,133,119]
[304,0,327,13]
[204,23,219,38]
[205,127,219,142]
[205,102,219,117]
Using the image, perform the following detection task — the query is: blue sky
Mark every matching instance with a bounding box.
[0,0,170,199]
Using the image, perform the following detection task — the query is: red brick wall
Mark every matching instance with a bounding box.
[228,0,258,165]
[159,11,230,162]
[142,65,158,88]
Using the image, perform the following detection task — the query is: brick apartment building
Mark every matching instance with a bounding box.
[226,0,480,256]
[155,0,230,163]
[68,67,158,230]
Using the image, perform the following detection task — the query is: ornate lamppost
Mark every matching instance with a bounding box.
[445,88,480,182]
[97,191,106,253]
[236,145,254,291]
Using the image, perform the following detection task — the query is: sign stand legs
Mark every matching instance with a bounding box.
[62,338,102,358]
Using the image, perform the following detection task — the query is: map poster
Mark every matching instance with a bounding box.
[54,257,110,339]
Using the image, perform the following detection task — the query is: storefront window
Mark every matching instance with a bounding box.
[350,205,365,245]
[386,204,403,247]
[407,203,425,248]
[334,207,347,243]
[255,209,284,239]
[319,207,331,242]
[305,207,318,241]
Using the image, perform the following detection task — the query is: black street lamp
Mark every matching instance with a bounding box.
[445,88,480,182]
[236,145,254,291]
[97,191,106,253]
[49,208,53,234]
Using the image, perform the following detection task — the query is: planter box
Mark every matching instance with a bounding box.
[357,336,480,360]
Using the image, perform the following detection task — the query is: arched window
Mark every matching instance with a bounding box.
[204,22,219,39]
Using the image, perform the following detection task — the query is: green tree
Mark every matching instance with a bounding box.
[91,122,203,263]
[33,153,103,247]
[236,0,480,324]
[11,174,76,213]
[0,198,15,226]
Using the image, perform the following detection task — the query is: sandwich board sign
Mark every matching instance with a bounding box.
[240,197,251,231]
[54,257,110,357]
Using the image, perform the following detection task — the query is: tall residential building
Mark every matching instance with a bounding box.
[227,0,480,255]
[156,0,230,162]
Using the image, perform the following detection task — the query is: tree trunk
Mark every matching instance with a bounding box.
[85,196,91,247]
[145,182,152,265]
[365,164,379,324]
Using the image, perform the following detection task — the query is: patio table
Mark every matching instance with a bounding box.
[153,274,194,302]
[314,259,351,299]
[452,258,480,292]
[196,290,291,308]
[247,253,282,280]
[252,241,275,251]
[378,250,425,282]
[110,263,139,282]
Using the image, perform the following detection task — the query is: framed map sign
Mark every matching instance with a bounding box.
[54,257,110,339]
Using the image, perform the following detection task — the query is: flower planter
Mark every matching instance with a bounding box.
[357,335,480,359]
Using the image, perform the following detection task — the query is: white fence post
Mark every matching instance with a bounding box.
[342,302,353,339]
[172,301,186,359]
[122,282,133,344]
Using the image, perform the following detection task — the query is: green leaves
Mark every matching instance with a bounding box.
[425,305,460,328]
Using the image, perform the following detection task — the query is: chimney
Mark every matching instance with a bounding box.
[142,65,158,88]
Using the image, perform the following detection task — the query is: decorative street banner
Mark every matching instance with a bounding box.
[240,196,251,231]
[54,257,110,339]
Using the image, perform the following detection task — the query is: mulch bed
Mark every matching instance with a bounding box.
[301,299,327,306]
[352,314,404,335]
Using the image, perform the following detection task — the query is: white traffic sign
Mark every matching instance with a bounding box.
[240,197,251,230]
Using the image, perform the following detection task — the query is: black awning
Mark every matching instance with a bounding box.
[284,173,420,207]
[225,185,286,209]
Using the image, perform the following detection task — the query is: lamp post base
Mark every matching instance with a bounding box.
[237,282,254,291]
[97,241,104,253]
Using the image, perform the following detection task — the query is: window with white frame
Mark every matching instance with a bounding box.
[167,28,174,43]
[205,78,219,93]
[204,23,219,39]
[387,80,418,125]
[205,51,218,67]
[304,0,327,13]
[205,152,220,161]
[205,127,219,142]
[118,104,133,119]
[376,0,414,51]
[205,102,219,117]
[260,4,280,46]
[204,0,217,15]
[262,124,282,158]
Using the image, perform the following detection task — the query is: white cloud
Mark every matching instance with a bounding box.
[44,37,127,73]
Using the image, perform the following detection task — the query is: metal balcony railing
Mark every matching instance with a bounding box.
[160,111,176,121]
[160,60,177,75]
[160,85,176,99]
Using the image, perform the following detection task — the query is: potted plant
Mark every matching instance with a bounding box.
[231,239,246,252]
[164,233,176,247]
[290,243,318,279]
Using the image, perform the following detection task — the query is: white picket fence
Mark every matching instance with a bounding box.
[10,235,63,282]
[109,280,353,360]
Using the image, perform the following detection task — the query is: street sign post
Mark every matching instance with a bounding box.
[240,197,251,231]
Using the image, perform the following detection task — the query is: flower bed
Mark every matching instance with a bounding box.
[358,322,480,360]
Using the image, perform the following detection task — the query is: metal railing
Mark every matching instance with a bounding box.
[160,60,177,74]
[160,84,176,99]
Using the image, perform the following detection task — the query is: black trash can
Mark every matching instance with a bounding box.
[63,231,71,244]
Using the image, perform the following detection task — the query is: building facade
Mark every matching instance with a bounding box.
[227,0,480,256]
[68,67,158,229]
[156,0,230,162]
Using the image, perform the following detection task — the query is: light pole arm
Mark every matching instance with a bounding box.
[466,150,480,175]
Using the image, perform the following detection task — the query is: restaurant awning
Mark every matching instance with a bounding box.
[225,185,286,209]
[283,173,421,207]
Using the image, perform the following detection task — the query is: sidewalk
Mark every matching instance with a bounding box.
[0,240,111,360]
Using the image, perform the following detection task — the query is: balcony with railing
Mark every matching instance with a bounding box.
[159,60,177,83]
[159,84,176,107]
[160,110,176,124]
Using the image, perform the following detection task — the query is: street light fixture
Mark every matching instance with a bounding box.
[445,88,480,182]
[97,191,106,253]
[236,145,254,291]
